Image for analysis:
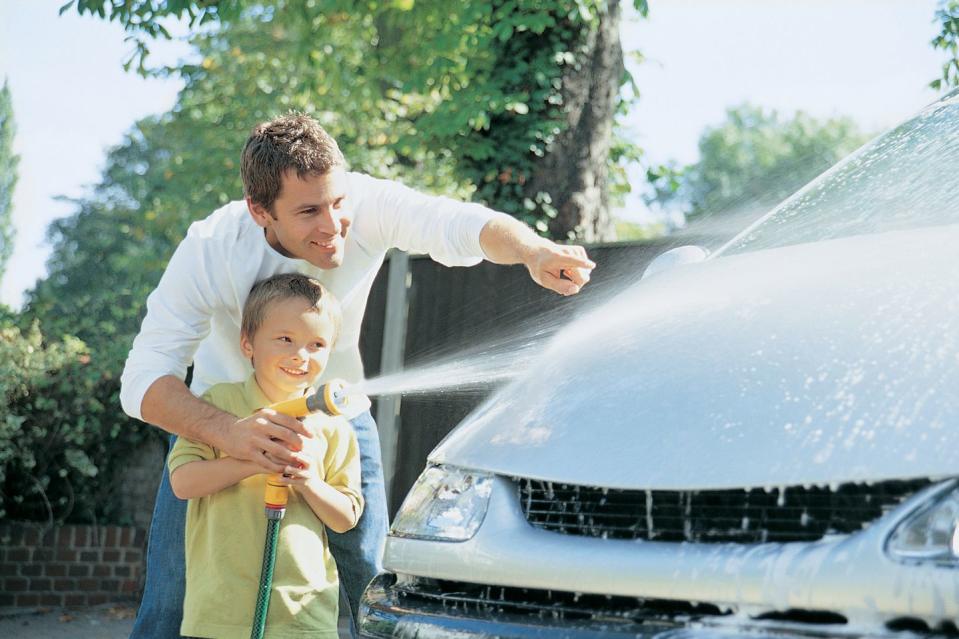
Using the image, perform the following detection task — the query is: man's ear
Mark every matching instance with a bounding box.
[246,197,272,229]
[240,332,255,360]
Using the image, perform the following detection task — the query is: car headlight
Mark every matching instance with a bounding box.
[390,465,493,542]
[887,481,959,563]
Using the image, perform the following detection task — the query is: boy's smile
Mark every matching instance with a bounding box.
[240,298,337,403]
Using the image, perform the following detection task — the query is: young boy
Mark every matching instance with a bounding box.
[168,272,363,639]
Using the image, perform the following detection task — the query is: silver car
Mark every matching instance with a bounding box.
[358,90,959,638]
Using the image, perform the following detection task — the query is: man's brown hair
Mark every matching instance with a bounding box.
[241,272,342,343]
[241,113,346,212]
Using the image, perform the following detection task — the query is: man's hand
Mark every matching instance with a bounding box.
[140,376,315,477]
[220,408,314,476]
[526,243,595,296]
[479,214,595,296]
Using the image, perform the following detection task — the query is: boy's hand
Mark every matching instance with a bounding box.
[273,449,323,488]
[217,408,314,475]
[274,432,326,486]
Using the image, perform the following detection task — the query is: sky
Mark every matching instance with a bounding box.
[0,1,191,308]
[0,0,948,308]
[619,0,945,222]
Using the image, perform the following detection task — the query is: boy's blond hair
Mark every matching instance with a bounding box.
[241,273,342,342]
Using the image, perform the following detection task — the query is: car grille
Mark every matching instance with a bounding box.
[393,576,728,625]
[517,478,933,543]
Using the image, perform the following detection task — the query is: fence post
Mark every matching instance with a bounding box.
[376,250,410,501]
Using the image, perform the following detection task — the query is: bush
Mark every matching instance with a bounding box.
[0,317,155,525]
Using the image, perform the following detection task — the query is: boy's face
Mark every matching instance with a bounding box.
[240,298,336,402]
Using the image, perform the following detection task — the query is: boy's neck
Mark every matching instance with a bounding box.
[253,373,312,405]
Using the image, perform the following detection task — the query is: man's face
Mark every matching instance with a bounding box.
[251,168,350,269]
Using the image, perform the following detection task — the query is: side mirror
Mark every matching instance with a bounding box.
[642,245,709,280]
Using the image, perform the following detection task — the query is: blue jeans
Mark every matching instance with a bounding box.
[129,410,388,639]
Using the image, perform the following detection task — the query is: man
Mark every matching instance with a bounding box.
[122,113,594,638]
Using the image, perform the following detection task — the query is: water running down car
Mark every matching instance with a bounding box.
[358,90,959,639]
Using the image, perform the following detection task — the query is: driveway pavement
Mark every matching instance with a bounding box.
[0,604,352,638]
[0,605,136,639]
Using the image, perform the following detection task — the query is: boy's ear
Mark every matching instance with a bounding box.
[240,332,255,360]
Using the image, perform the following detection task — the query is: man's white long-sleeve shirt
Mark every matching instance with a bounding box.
[120,171,494,421]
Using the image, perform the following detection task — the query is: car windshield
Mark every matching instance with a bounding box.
[717,90,959,256]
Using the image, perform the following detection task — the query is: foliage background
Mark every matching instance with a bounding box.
[4,0,647,524]
[646,105,868,230]
[0,0,956,524]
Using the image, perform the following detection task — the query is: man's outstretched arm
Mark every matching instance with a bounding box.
[479,214,595,296]
[350,174,593,294]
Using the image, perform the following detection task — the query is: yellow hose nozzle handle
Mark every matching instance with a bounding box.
[266,380,349,419]
[264,476,289,511]
[262,380,349,511]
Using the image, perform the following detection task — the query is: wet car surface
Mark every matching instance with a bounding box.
[358,91,959,638]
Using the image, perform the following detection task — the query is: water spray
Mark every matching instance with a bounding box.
[250,379,358,639]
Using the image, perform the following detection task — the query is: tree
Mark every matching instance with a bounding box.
[0,79,18,282]
[931,0,959,90]
[17,0,654,521]
[63,0,649,241]
[660,105,867,221]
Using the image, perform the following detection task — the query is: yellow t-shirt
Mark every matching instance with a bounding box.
[168,375,364,639]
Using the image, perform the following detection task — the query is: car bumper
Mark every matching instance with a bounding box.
[358,573,681,639]
[358,573,904,639]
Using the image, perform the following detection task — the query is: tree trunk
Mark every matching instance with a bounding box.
[528,0,623,242]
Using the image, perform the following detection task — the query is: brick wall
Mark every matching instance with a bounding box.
[0,523,145,610]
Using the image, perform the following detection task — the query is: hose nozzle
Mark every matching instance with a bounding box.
[266,379,362,419]
[319,379,350,416]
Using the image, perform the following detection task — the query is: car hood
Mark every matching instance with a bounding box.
[431,225,959,489]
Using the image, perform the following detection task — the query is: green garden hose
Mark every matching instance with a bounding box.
[249,380,353,639]
[250,513,282,638]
